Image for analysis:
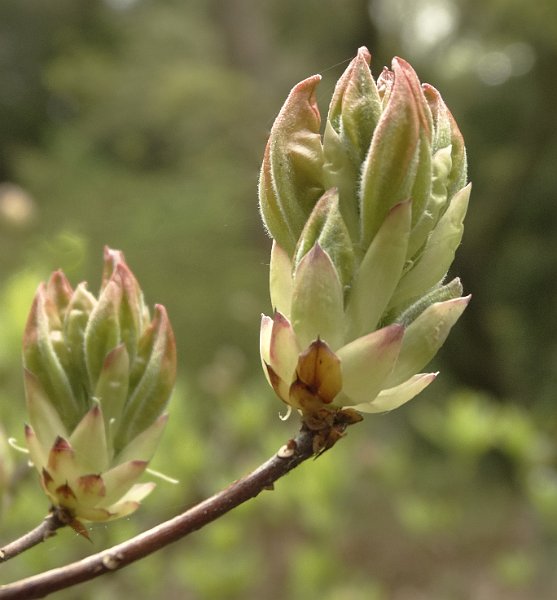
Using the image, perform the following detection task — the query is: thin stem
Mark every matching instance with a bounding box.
[0,512,66,564]
[0,428,315,599]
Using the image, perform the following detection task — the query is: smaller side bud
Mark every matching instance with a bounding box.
[22,248,177,525]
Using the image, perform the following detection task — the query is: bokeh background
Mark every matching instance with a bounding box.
[1,0,557,598]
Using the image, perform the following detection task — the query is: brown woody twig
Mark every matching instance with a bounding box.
[0,511,66,565]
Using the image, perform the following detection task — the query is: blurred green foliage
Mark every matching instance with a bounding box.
[0,0,557,598]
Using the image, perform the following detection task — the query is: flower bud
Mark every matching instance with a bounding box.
[259,48,470,436]
[23,248,176,525]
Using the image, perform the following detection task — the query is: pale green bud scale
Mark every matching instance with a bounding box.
[24,370,68,457]
[389,183,470,308]
[268,311,300,386]
[269,242,294,317]
[394,277,464,327]
[336,324,404,406]
[94,343,130,442]
[259,75,325,254]
[68,403,109,474]
[359,74,420,246]
[114,414,168,465]
[291,244,344,350]
[349,372,438,414]
[345,200,411,338]
[24,289,81,430]
[116,306,175,452]
[387,296,470,386]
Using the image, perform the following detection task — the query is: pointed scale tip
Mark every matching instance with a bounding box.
[356,46,372,64]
